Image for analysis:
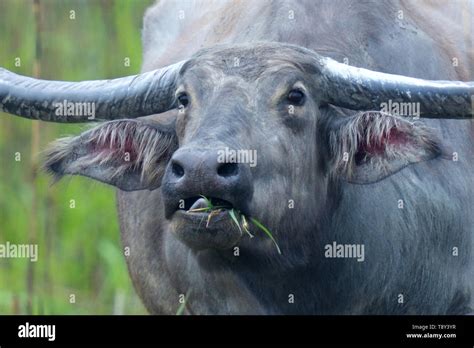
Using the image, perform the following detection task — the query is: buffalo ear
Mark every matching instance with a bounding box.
[326,112,441,184]
[44,117,178,191]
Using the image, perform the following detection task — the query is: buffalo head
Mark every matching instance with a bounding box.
[1,42,472,253]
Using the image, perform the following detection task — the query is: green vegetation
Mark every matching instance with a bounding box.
[189,197,282,255]
[0,0,153,314]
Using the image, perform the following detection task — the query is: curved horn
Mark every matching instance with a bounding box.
[315,56,473,119]
[0,61,185,123]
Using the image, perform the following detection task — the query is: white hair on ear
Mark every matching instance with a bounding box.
[44,120,176,186]
[329,111,440,182]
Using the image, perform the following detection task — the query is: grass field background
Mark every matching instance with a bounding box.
[0,0,154,314]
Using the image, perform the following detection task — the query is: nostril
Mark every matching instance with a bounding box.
[217,162,239,177]
[171,161,185,178]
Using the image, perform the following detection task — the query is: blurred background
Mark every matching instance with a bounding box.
[0,0,154,314]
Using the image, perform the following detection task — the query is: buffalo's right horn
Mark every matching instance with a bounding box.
[0,60,185,123]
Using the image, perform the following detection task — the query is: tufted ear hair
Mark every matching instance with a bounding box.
[323,111,442,184]
[44,114,178,191]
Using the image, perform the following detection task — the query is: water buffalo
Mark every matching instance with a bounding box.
[0,0,473,314]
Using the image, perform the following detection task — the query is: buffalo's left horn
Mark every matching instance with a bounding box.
[314,55,473,119]
[0,61,185,123]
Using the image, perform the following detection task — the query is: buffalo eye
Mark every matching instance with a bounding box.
[287,89,305,106]
[177,92,189,108]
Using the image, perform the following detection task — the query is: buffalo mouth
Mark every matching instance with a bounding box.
[169,196,244,250]
[181,196,233,213]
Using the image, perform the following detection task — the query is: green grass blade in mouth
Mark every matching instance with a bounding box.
[199,195,214,210]
[188,205,229,213]
[187,207,211,213]
[241,214,254,238]
[196,197,281,254]
[229,209,243,235]
[206,209,222,228]
[250,217,282,255]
